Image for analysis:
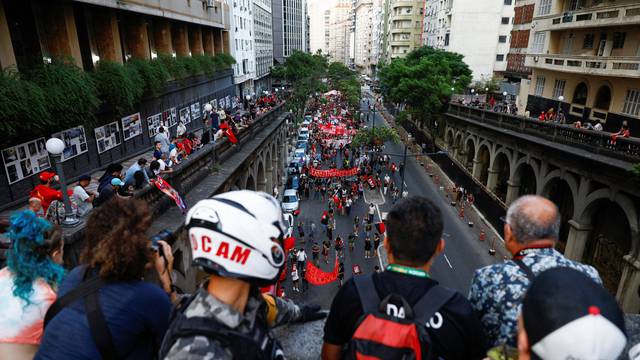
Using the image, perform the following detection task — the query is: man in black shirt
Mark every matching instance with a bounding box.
[322,197,488,360]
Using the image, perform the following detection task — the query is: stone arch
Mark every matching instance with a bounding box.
[245,174,256,190]
[445,128,455,148]
[256,158,267,192]
[541,172,579,253]
[572,81,589,106]
[453,132,464,160]
[474,143,491,186]
[594,84,612,111]
[489,149,511,202]
[463,137,477,172]
[507,159,539,204]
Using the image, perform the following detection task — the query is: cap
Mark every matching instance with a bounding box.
[39,171,56,182]
[78,174,91,182]
[522,267,626,360]
[111,178,125,187]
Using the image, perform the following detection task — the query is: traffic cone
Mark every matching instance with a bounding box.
[459,207,464,219]
[479,230,486,241]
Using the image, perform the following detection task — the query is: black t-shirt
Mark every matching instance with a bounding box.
[323,271,487,360]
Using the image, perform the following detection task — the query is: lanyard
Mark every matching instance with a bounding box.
[386,264,429,278]
[513,245,553,260]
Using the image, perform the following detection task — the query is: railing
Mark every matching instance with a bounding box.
[536,3,640,31]
[447,103,640,163]
[527,54,640,78]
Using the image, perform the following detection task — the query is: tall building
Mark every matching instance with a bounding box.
[324,10,332,52]
[254,0,274,93]
[355,0,374,73]
[231,0,256,97]
[384,0,424,61]
[309,0,331,54]
[273,0,308,63]
[328,0,352,64]
[423,0,514,80]
[524,0,640,132]
[370,0,386,72]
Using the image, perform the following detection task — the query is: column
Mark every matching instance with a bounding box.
[222,30,230,54]
[272,157,279,190]
[123,15,150,59]
[172,23,189,57]
[203,28,215,55]
[153,19,173,56]
[563,220,593,261]
[213,28,223,54]
[266,166,274,193]
[486,169,499,192]
[188,25,204,56]
[617,254,640,313]
[0,0,16,69]
[92,9,123,63]
[471,159,482,179]
[505,179,521,205]
[38,2,82,67]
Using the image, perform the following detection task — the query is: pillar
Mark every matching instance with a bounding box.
[222,30,230,54]
[92,9,123,63]
[154,19,173,55]
[203,28,215,55]
[0,0,16,69]
[472,159,482,179]
[38,2,83,67]
[486,169,499,192]
[266,166,274,193]
[123,15,150,59]
[563,220,593,261]
[189,25,204,56]
[213,28,223,54]
[505,179,520,205]
[617,254,640,313]
[271,156,279,189]
[172,22,189,57]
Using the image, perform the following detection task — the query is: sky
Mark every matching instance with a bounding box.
[308,0,338,54]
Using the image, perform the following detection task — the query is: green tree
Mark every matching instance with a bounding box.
[378,46,472,125]
[351,126,400,148]
[327,62,361,108]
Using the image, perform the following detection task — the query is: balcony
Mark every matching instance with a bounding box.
[534,3,640,31]
[527,54,640,78]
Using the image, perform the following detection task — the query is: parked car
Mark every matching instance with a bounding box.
[294,148,306,159]
[296,142,308,152]
[281,189,300,213]
[286,175,300,190]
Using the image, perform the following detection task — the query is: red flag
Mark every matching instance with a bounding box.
[375,222,386,234]
[224,128,237,144]
[305,257,339,285]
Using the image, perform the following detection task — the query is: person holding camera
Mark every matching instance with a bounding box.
[36,198,176,360]
[160,190,326,360]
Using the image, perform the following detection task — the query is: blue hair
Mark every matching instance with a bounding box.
[5,210,65,305]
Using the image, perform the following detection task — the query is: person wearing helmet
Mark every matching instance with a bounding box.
[160,190,326,359]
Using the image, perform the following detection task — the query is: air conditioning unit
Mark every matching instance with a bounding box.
[207,0,215,8]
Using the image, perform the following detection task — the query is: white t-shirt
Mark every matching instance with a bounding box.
[72,185,92,217]
[291,269,299,281]
[297,251,307,262]
[369,206,375,215]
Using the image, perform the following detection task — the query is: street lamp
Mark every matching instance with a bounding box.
[558,95,565,112]
[45,138,79,226]
[485,87,489,93]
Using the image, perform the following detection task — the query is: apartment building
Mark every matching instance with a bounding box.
[524,0,640,132]
[254,0,273,93]
[355,0,374,72]
[371,0,385,72]
[423,0,515,80]
[231,0,256,96]
[384,0,424,61]
[328,0,352,64]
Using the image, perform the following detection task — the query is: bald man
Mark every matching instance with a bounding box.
[468,195,602,350]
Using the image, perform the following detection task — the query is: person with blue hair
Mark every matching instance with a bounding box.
[0,210,65,359]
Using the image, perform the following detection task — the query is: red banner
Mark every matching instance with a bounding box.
[309,167,358,178]
[152,177,187,212]
[305,257,339,285]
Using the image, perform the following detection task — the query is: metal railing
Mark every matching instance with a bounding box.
[447,103,640,163]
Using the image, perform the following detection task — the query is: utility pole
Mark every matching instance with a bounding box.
[399,143,407,198]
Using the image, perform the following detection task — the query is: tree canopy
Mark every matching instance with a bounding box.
[327,62,360,108]
[271,51,328,116]
[378,46,472,123]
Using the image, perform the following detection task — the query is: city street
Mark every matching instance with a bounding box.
[285,96,501,309]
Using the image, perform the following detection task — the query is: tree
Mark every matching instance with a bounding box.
[327,62,361,108]
[378,46,472,125]
[351,126,400,148]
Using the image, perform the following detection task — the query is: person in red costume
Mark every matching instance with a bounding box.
[29,171,66,214]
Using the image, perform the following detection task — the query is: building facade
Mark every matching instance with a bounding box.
[422,0,514,80]
[370,0,385,72]
[254,0,273,93]
[524,0,640,132]
[355,0,374,73]
[328,0,352,64]
[231,0,256,97]
[283,0,308,56]
[384,0,424,61]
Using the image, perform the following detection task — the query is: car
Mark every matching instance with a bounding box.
[288,162,300,174]
[294,148,306,159]
[281,189,299,213]
[298,127,309,137]
[286,175,300,190]
[283,213,294,238]
[296,142,308,152]
[302,119,311,126]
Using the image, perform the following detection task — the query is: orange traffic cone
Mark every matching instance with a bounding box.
[459,207,464,219]
[479,230,486,241]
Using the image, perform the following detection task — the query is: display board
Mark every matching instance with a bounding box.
[51,126,88,161]
[147,113,163,137]
[169,107,178,127]
[179,107,191,125]
[225,96,231,109]
[95,121,122,154]
[121,113,143,141]
[190,102,200,121]
[211,99,218,109]
[2,138,50,184]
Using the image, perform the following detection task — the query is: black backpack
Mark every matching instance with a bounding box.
[344,275,455,360]
[159,292,285,359]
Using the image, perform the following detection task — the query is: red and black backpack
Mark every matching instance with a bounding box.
[344,274,455,360]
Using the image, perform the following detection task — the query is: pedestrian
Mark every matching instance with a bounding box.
[365,222,372,239]
[273,185,279,199]
[327,221,334,241]
[348,232,356,253]
[338,262,345,288]
[392,188,399,204]
[322,197,487,360]
[368,203,375,223]
[310,221,316,239]
[312,242,321,265]
[345,197,352,216]
[30,171,64,215]
[517,267,626,360]
[297,248,307,274]
[322,240,331,264]
[154,126,171,155]
[374,265,381,273]
[301,265,309,292]
[364,235,372,259]
[335,236,344,258]
[72,174,96,217]
[321,211,329,233]
[373,233,381,257]
[353,216,361,235]
[297,220,305,242]
[468,195,602,348]
[291,264,300,292]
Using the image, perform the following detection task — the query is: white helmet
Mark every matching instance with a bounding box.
[186,191,286,286]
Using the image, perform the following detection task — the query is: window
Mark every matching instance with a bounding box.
[496,54,505,61]
[573,82,588,105]
[444,33,449,46]
[538,0,552,15]
[499,35,507,43]
[532,31,546,53]
[613,32,626,49]
[622,89,640,116]
[504,0,512,4]
[534,76,545,96]
[583,33,595,49]
[552,79,566,98]
[501,17,510,24]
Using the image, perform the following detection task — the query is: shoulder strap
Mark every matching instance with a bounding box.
[85,289,119,360]
[44,273,104,328]
[513,259,535,281]
[412,285,457,325]
[353,274,380,314]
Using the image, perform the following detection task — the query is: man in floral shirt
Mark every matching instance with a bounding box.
[468,195,601,348]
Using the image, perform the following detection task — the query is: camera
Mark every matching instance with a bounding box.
[150,229,173,257]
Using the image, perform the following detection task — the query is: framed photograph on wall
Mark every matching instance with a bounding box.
[51,126,88,161]
[170,107,178,127]
[95,121,121,154]
[190,102,201,121]
[179,107,191,125]
[121,113,143,141]
[147,113,163,137]
[2,137,50,184]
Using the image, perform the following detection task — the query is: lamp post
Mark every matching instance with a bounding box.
[558,95,564,113]
[45,138,79,226]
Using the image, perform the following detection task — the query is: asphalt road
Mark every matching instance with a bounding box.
[284,97,500,310]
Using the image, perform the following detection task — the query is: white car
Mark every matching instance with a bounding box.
[299,127,309,138]
[281,189,299,213]
[283,213,295,238]
[294,148,306,158]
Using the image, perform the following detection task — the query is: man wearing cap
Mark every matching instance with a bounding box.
[469,195,601,348]
[72,174,96,217]
[30,171,63,214]
[517,267,626,360]
[94,178,127,207]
